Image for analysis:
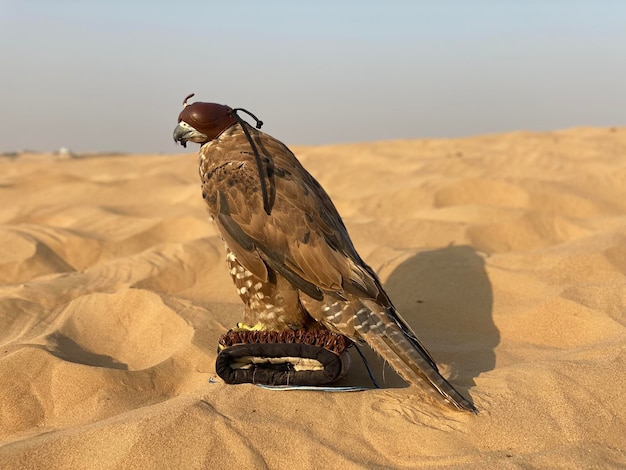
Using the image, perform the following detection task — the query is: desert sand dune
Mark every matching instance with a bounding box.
[1,127,625,468]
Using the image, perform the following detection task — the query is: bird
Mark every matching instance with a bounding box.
[173,94,477,413]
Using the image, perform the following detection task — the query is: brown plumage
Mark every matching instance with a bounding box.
[173,95,477,413]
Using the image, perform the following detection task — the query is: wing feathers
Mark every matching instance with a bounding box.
[206,126,369,299]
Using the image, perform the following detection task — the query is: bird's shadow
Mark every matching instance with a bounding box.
[37,332,129,370]
[339,245,498,390]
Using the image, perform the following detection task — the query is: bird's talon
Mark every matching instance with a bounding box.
[235,322,266,331]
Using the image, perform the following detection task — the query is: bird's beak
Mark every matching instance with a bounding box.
[173,121,208,148]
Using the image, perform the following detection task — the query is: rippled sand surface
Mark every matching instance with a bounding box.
[1,128,625,468]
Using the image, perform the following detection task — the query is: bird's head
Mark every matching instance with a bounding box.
[173,93,237,148]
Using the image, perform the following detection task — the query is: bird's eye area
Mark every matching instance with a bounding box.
[177,121,195,130]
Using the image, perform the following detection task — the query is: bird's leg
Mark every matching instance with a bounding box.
[225,249,313,331]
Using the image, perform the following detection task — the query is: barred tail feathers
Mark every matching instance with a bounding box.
[355,301,477,413]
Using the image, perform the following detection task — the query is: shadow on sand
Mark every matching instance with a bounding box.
[341,245,499,391]
[40,333,129,370]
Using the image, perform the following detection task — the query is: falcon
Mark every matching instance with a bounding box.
[173,94,476,412]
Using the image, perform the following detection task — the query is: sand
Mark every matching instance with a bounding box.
[1,127,625,469]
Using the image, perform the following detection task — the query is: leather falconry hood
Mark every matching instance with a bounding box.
[178,93,237,141]
[176,93,270,213]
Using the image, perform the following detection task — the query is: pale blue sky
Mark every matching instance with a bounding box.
[1,1,625,154]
